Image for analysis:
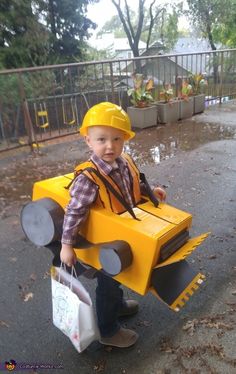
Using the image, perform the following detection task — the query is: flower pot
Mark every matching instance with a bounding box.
[178,97,194,120]
[193,94,205,114]
[136,101,149,108]
[155,100,179,124]
[127,105,157,129]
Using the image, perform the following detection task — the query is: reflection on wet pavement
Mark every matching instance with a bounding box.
[125,120,236,166]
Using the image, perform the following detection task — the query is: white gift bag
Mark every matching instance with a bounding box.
[51,266,100,353]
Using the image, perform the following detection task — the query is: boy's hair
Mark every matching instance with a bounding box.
[80,102,135,140]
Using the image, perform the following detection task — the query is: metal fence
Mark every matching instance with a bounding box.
[0,48,236,151]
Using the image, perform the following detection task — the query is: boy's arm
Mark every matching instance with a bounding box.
[139,173,166,202]
[60,174,98,267]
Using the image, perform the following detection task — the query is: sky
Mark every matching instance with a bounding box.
[87,0,116,29]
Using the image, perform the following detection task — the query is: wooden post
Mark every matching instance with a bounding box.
[18,73,38,151]
[219,52,224,104]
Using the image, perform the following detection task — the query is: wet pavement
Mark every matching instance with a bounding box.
[0,100,236,373]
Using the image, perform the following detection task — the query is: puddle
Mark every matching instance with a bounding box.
[125,120,236,166]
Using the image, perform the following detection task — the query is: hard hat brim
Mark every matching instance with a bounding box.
[80,124,135,140]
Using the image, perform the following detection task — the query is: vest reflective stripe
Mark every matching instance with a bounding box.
[74,154,141,214]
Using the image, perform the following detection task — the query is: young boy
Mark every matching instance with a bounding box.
[60,102,166,348]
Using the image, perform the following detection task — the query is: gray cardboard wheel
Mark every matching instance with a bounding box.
[99,240,133,276]
[21,198,64,246]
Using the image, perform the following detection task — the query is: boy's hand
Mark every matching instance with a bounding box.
[153,186,166,202]
[60,244,77,267]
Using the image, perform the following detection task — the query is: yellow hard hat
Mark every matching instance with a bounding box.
[80,102,135,140]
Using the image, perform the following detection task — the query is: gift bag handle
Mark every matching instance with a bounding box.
[70,266,79,289]
[58,263,79,289]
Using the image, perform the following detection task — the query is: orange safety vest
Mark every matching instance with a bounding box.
[74,153,141,214]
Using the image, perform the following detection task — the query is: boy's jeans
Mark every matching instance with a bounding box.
[96,271,123,337]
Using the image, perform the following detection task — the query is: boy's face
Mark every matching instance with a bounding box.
[85,126,125,165]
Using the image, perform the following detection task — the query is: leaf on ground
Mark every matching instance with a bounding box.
[30,273,37,281]
[205,343,225,358]
[136,319,152,327]
[204,322,233,330]
[23,292,34,302]
[43,271,50,279]
[160,338,176,353]
[226,302,236,309]
[93,359,106,372]
[182,319,198,335]
[208,254,217,259]
[0,320,10,328]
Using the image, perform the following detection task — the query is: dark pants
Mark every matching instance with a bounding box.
[96,271,123,337]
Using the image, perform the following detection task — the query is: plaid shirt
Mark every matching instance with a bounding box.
[61,153,137,245]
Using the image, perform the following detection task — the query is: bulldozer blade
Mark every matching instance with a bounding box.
[151,260,205,312]
[156,232,210,269]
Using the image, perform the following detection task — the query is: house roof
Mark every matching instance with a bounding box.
[171,36,213,54]
[88,33,114,51]
[168,36,222,75]
[139,40,165,56]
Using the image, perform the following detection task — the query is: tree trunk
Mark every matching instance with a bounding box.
[207,24,219,84]
[48,0,57,36]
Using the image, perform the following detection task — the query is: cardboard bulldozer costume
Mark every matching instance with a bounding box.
[21,170,209,312]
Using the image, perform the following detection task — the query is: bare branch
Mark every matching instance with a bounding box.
[160,9,165,44]
[111,0,159,58]
[134,0,145,44]
[146,2,164,49]
[111,0,134,50]
[146,1,155,49]
[124,0,135,40]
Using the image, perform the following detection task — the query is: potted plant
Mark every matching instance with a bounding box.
[188,73,208,114]
[155,84,179,124]
[127,73,157,128]
[178,79,194,120]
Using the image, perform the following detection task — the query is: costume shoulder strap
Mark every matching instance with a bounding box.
[121,153,139,173]
[122,153,158,207]
[64,160,97,190]
[74,160,94,173]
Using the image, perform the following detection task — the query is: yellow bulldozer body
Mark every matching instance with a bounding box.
[31,172,209,311]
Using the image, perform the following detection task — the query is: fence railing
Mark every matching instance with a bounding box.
[0,48,236,151]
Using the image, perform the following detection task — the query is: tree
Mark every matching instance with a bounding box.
[186,0,229,51]
[186,0,234,82]
[143,5,180,51]
[109,1,180,63]
[97,15,127,38]
[110,0,164,58]
[39,0,98,63]
[0,0,99,68]
[211,0,236,48]
[0,0,50,68]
